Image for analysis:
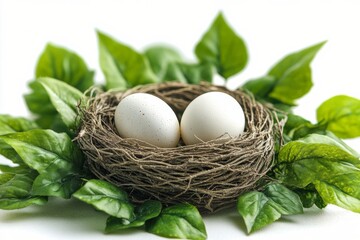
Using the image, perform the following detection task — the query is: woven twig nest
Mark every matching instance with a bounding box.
[76,82,277,213]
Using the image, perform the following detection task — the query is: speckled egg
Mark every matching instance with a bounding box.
[114,93,180,148]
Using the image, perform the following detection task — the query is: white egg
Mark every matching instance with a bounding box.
[180,91,246,145]
[114,93,180,148]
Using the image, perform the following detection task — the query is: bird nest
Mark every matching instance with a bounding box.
[76,82,278,213]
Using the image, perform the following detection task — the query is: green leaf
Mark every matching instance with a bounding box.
[0,115,39,135]
[0,143,22,164]
[269,65,312,105]
[195,12,248,79]
[0,115,39,164]
[237,183,303,233]
[24,82,68,132]
[97,31,158,90]
[269,41,326,79]
[31,164,82,198]
[0,165,33,174]
[323,131,360,158]
[163,62,214,84]
[0,116,38,165]
[242,42,325,106]
[241,76,276,99]
[0,197,46,210]
[284,114,327,140]
[275,134,360,212]
[284,114,311,133]
[73,179,134,219]
[34,114,69,133]
[0,129,84,198]
[268,41,326,104]
[24,81,57,116]
[146,203,207,240]
[106,200,162,232]
[144,45,215,84]
[25,44,93,131]
[144,45,183,79]
[296,133,359,158]
[314,180,360,212]
[317,95,360,139]
[37,77,84,130]
[0,129,82,173]
[293,187,327,209]
[0,168,47,210]
[35,43,94,92]
[0,170,37,198]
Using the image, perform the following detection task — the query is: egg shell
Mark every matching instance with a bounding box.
[115,93,180,148]
[180,91,246,145]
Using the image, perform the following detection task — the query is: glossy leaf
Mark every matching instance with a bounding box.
[35,43,94,92]
[0,115,39,164]
[25,44,93,131]
[24,81,57,116]
[268,42,325,104]
[294,187,327,209]
[242,42,325,106]
[0,129,82,173]
[0,168,47,210]
[106,200,162,232]
[195,13,248,79]
[73,179,134,219]
[146,203,207,240]
[31,165,82,198]
[242,76,276,99]
[284,114,327,141]
[276,134,360,212]
[317,95,360,139]
[297,133,359,157]
[269,41,326,79]
[269,65,312,105]
[0,129,84,198]
[37,77,84,130]
[237,183,303,233]
[97,31,158,90]
[163,62,214,84]
[0,115,39,135]
[144,45,183,79]
[33,114,69,133]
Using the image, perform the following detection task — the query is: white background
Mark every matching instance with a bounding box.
[0,0,360,239]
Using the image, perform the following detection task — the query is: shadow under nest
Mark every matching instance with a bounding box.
[76,82,279,213]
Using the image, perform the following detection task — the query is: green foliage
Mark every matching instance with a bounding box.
[35,44,94,91]
[73,179,134,219]
[163,62,214,84]
[25,44,93,131]
[317,95,360,139]
[144,45,183,79]
[242,42,325,107]
[37,77,84,131]
[106,200,162,232]
[195,13,248,79]
[0,129,84,198]
[146,203,207,240]
[0,166,47,210]
[275,134,360,213]
[97,31,159,90]
[237,183,303,233]
[0,117,47,209]
[0,115,39,135]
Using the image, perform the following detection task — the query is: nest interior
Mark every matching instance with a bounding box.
[76,82,277,213]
